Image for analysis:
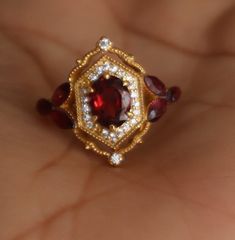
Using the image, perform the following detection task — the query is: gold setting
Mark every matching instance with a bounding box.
[62,37,152,166]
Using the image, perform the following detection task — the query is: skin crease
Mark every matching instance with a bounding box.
[0,0,235,239]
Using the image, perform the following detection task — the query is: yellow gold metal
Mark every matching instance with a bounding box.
[109,125,116,131]
[127,112,134,118]
[104,73,111,79]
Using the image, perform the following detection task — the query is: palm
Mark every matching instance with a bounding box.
[1,0,235,239]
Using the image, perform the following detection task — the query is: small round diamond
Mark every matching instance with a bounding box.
[98,37,112,51]
[109,132,117,142]
[109,153,124,166]
[110,65,118,73]
[83,114,91,121]
[122,123,131,132]
[82,96,89,103]
[130,118,138,126]
[81,88,88,95]
[128,82,137,90]
[83,104,90,113]
[125,74,133,81]
[103,62,110,71]
[117,69,126,78]
[89,73,99,81]
[102,128,109,138]
[86,121,94,129]
[133,109,141,115]
[116,128,124,138]
[133,101,140,107]
[96,66,104,75]
[130,91,138,98]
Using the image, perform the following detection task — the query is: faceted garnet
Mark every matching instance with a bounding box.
[36,98,53,115]
[50,109,74,129]
[147,98,167,122]
[144,75,166,96]
[51,82,70,106]
[89,75,131,127]
[166,86,181,103]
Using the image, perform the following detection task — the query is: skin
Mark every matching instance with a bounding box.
[0,0,235,239]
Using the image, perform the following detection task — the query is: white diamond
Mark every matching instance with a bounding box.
[103,62,110,71]
[83,104,90,113]
[89,73,98,81]
[110,65,118,73]
[109,153,123,166]
[131,91,138,98]
[110,132,115,137]
[125,74,133,81]
[86,121,93,129]
[81,88,88,95]
[132,98,138,103]
[82,96,89,103]
[102,128,109,138]
[133,109,141,115]
[109,132,117,142]
[96,66,104,75]
[133,102,140,107]
[98,37,112,51]
[129,82,137,90]
[130,118,138,126]
[83,114,91,121]
[117,69,126,78]
[122,123,130,132]
[116,128,124,138]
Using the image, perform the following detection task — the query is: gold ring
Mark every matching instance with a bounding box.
[36,37,181,166]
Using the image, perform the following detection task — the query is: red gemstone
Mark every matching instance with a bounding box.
[89,75,131,127]
[148,98,167,122]
[144,75,166,96]
[51,82,70,106]
[50,109,74,129]
[36,98,53,115]
[166,86,181,103]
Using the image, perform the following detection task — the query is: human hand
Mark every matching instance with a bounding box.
[1,0,235,239]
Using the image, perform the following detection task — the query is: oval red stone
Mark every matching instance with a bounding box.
[148,98,167,122]
[144,75,166,96]
[166,86,181,103]
[89,76,131,127]
[36,98,53,115]
[51,82,70,106]
[50,109,74,129]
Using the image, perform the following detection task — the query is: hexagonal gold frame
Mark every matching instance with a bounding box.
[74,55,145,149]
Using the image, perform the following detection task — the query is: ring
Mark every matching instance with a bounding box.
[36,37,181,166]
